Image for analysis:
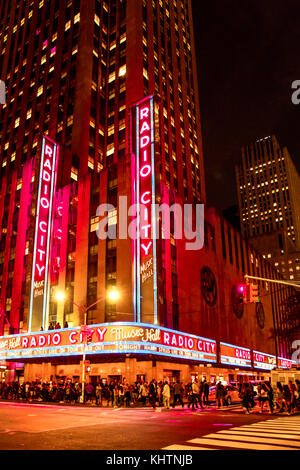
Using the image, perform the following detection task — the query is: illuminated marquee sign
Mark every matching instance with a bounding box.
[277,357,297,369]
[131,96,158,324]
[29,136,59,332]
[220,342,252,368]
[0,323,217,363]
[253,350,276,370]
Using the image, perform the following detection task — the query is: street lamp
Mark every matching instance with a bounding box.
[54,287,120,404]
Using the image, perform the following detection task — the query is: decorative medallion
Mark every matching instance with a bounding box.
[231,285,244,319]
[200,266,217,306]
[256,302,265,329]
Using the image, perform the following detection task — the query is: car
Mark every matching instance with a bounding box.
[208,384,240,405]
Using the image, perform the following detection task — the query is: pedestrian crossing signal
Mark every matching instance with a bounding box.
[249,283,260,303]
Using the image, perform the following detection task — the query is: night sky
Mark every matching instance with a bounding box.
[192,0,300,210]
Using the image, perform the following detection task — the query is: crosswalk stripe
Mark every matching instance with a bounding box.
[216,430,300,440]
[162,444,214,450]
[247,424,300,431]
[192,433,300,448]
[237,426,300,435]
[188,438,297,450]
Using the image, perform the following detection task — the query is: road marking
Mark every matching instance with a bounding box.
[162,444,214,450]
[189,437,298,450]
[191,433,300,448]
[161,415,300,450]
[234,426,300,435]
[217,430,300,440]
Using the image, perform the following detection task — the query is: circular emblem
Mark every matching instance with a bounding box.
[231,285,244,319]
[256,302,265,329]
[200,266,217,306]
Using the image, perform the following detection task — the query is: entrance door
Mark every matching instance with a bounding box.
[163,370,180,384]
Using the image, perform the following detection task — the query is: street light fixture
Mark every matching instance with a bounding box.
[53,287,120,404]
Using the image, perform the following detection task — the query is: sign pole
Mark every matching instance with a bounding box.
[81,311,87,404]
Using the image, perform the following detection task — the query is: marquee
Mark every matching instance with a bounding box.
[0,322,217,363]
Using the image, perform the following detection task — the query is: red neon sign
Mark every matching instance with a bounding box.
[29,137,59,332]
[132,96,158,324]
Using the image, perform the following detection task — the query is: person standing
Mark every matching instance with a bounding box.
[96,382,102,406]
[203,379,210,407]
[139,381,148,407]
[216,381,225,408]
[149,380,158,409]
[173,380,184,408]
[163,381,170,409]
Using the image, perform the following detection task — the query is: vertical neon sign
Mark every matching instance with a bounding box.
[132,96,158,325]
[29,136,59,332]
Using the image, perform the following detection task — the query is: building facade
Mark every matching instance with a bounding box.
[0,2,297,384]
[236,135,300,281]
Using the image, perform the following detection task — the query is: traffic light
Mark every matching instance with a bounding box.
[249,283,260,303]
[237,284,247,304]
[87,334,92,345]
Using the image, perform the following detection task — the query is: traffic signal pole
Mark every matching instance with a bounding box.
[245,274,300,289]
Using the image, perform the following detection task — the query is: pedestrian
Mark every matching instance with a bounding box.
[48,322,54,330]
[113,385,119,408]
[283,384,292,414]
[85,382,94,404]
[264,381,274,413]
[216,381,225,408]
[203,379,209,406]
[173,380,184,408]
[193,379,203,409]
[258,382,271,413]
[288,381,296,414]
[240,383,252,414]
[139,381,148,407]
[96,382,102,406]
[162,381,170,409]
[124,385,131,407]
[55,322,61,330]
[64,321,69,329]
[275,382,284,412]
[149,380,157,409]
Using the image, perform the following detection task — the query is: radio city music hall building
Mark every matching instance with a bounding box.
[0,0,297,384]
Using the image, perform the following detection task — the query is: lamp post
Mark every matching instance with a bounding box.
[54,287,120,404]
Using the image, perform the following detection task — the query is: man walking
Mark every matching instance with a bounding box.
[173,380,184,408]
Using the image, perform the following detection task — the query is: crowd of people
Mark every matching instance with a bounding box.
[239,379,300,415]
[0,377,299,415]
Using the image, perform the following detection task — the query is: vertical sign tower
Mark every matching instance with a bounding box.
[29,136,59,332]
[131,96,158,325]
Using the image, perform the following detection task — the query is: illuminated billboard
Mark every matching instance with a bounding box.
[220,342,252,368]
[131,95,158,325]
[277,357,297,369]
[29,136,59,332]
[0,323,217,363]
[253,350,277,370]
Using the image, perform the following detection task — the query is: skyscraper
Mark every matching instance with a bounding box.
[236,135,300,281]
[0,0,205,201]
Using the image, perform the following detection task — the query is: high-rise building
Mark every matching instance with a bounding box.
[0,0,205,200]
[236,135,300,281]
[0,3,295,384]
